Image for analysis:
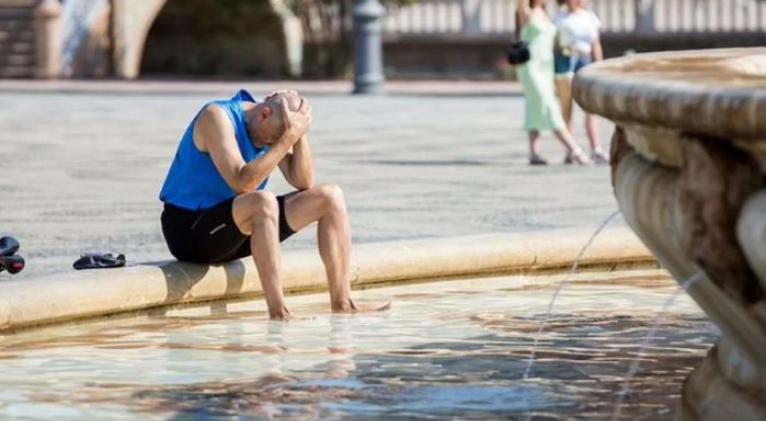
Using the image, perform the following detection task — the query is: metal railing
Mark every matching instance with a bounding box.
[380,0,766,35]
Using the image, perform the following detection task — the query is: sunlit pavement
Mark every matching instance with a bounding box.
[0,84,618,278]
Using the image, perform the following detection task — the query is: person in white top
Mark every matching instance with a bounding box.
[553,0,608,164]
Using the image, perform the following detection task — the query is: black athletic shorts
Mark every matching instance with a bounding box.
[161,195,296,264]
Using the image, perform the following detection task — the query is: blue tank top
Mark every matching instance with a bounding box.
[159,89,268,210]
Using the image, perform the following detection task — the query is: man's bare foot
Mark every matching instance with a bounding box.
[331,299,391,314]
[269,305,293,321]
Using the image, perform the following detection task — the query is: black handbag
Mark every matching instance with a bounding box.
[506,41,530,65]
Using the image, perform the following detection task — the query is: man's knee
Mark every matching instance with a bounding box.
[245,190,279,221]
[317,183,345,213]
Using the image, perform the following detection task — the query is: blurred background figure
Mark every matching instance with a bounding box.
[515,0,588,166]
[554,0,608,164]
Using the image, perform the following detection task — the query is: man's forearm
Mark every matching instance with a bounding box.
[288,135,314,189]
[238,143,292,193]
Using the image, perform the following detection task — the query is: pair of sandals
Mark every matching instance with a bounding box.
[1,236,125,273]
[530,149,608,166]
[0,236,25,275]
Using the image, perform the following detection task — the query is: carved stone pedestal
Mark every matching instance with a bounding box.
[574,48,766,420]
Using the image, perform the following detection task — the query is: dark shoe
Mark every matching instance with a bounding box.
[529,155,548,166]
[591,150,609,165]
[73,253,126,270]
[0,255,24,274]
[564,149,592,165]
[0,236,20,257]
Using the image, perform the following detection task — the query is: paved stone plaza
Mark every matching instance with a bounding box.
[0,82,620,278]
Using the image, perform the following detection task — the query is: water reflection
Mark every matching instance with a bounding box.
[0,270,715,420]
[103,312,707,419]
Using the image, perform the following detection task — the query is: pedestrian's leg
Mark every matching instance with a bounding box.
[554,127,590,165]
[555,76,574,134]
[528,130,547,165]
[232,191,291,319]
[585,113,608,164]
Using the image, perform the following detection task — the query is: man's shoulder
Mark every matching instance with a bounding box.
[197,103,233,128]
[194,103,236,145]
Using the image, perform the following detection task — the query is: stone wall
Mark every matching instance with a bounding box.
[67,4,111,78]
[111,0,166,79]
[43,0,766,79]
[58,0,296,79]
[380,32,766,79]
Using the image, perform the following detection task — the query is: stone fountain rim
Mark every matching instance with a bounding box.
[573,47,766,141]
[0,228,653,334]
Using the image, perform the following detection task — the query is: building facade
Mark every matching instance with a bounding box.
[1,0,765,79]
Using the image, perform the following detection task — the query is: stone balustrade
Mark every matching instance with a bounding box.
[34,0,60,79]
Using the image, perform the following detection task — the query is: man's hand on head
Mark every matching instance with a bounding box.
[278,94,312,149]
[265,89,299,102]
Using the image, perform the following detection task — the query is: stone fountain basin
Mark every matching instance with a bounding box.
[573,47,766,420]
[574,48,766,155]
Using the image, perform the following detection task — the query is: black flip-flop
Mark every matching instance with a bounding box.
[0,255,24,274]
[73,253,126,270]
[0,236,20,257]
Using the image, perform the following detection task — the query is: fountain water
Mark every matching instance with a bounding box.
[610,271,704,420]
[521,210,621,421]
[522,210,621,381]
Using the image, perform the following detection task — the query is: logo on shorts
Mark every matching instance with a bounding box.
[209,224,226,235]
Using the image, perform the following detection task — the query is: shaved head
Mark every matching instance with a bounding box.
[246,90,309,147]
[261,91,302,143]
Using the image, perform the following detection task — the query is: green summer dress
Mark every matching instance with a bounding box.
[517,12,566,131]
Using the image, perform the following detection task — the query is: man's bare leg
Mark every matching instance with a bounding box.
[283,184,389,312]
[232,191,291,319]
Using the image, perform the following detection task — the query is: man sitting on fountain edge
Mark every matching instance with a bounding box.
[159,89,389,319]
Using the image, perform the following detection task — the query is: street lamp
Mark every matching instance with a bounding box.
[352,0,385,94]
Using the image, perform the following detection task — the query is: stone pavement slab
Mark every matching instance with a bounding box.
[0,87,620,279]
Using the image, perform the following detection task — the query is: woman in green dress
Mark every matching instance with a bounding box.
[516,0,588,165]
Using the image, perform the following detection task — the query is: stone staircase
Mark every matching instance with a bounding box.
[0,0,37,78]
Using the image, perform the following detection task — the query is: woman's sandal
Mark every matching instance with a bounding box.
[591,149,609,165]
[564,149,592,165]
[529,155,549,166]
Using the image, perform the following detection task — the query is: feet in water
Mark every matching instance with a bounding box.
[529,154,548,166]
[269,300,391,320]
[332,299,392,314]
[269,305,293,320]
[591,148,609,165]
